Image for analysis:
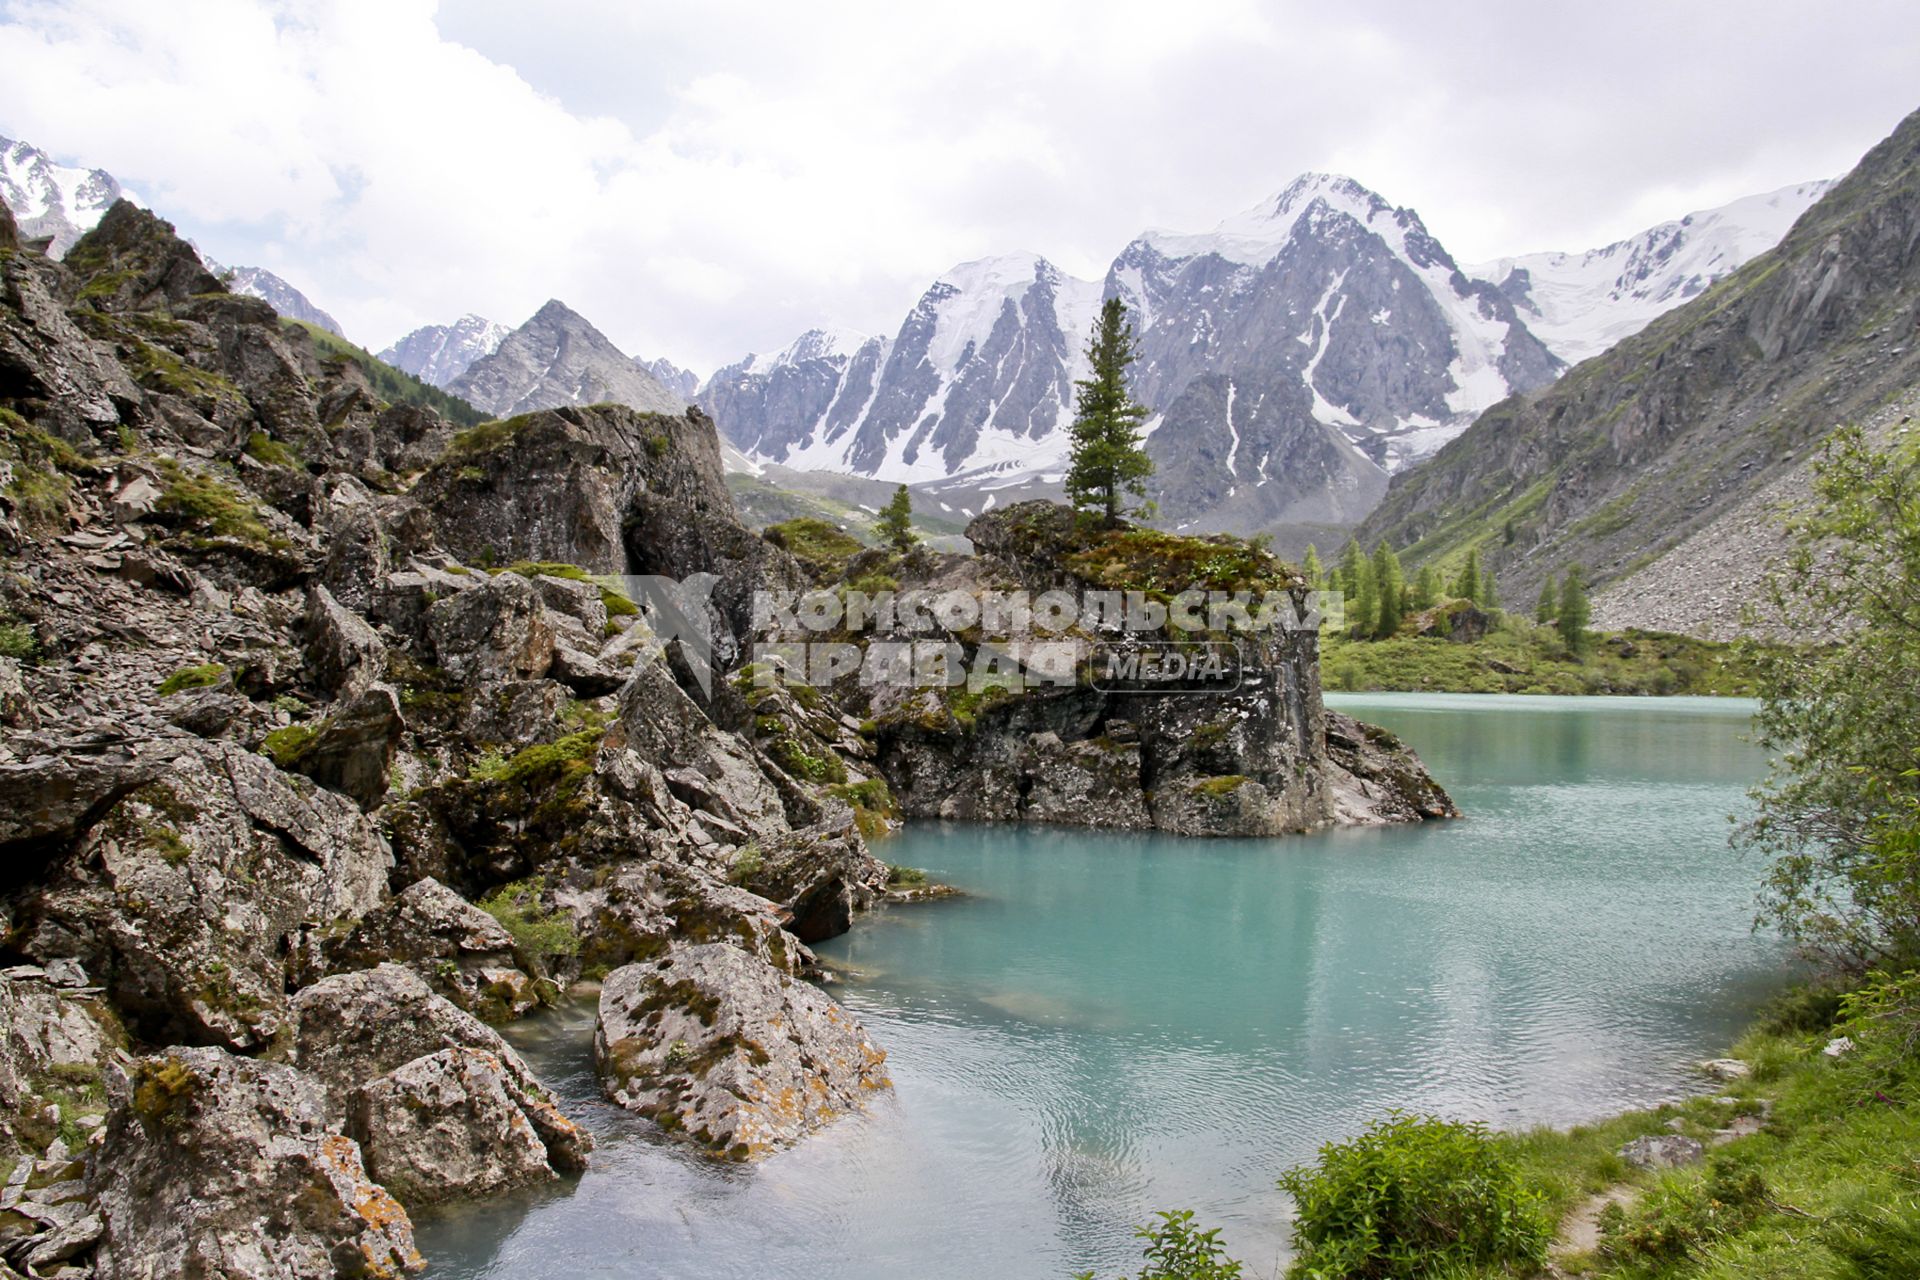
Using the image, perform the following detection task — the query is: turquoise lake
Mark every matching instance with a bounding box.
[419,693,1789,1278]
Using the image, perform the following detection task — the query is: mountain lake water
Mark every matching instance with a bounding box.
[418,692,1790,1278]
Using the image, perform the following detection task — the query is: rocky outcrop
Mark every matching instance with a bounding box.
[89,1047,423,1279]
[594,944,890,1159]
[851,502,1454,837]
[730,810,891,943]
[1324,712,1462,825]
[14,743,392,1050]
[564,860,816,979]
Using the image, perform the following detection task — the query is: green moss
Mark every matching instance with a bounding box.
[243,430,301,470]
[0,621,34,661]
[467,728,602,788]
[645,432,671,459]
[119,338,245,407]
[1064,526,1295,595]
[1189,774,1248,797]
[129,1056,196,1124]
[444,412,540,459]
[261,722,321,768]
[0,409,97,533]
[767,736,848,784]
[764,517,867,580]
[727,844,764,886]
[157,663,224,696]
[152,458,286,549]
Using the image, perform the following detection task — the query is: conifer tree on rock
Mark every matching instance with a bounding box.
[877,483,917,552]
[1065,298,1153,526]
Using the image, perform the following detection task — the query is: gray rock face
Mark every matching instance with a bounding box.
[448,300,683,418]
[567,860,815,979]
[378,315,509,388]
[640,356,701,401]
[427,573,556,685]
[1324,711,1462,825]
[14,743,392,1050]
[730,811,889,944]
[594,944,890,1159]
[413,403,732,578]
[290,966,592,1189]
[300,584,388,698]
[90,1046,424,1280]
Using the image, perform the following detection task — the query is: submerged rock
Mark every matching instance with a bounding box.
[89,1046,424,1279]
[594,943,890,1159]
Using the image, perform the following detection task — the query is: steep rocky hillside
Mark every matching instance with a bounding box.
[1354,106,1920,613]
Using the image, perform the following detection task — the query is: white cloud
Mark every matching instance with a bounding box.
[0,0,1914,375]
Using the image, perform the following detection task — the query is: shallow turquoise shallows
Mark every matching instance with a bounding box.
[417,693,1789,1278]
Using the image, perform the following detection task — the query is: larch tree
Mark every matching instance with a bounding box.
[1064,298,1154,526]
[1372,542,1405,638]
[1557,566,1591,655]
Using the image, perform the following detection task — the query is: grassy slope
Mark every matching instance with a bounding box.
[1495,1007,1919,1280]
[1322,618,1763,697]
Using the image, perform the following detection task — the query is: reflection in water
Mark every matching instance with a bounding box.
[417,695,1787,1279]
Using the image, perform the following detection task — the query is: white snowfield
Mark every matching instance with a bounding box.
[1466,180,1834,365]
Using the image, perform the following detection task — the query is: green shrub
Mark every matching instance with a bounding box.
[0,620,35,661]
[1600,1152,1772,1265]
[477,876,580,969]
[886,864,927,887]
[1836,968,1920,1087]
[243,431,300,469]
[727,844,764,886]
[1075,1210,1242,1280]
[1277,1112,1551,1279]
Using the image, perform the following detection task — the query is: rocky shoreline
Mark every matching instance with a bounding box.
[0,198,1453,1277]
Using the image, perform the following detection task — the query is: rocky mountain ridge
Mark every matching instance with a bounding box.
[446,299,685,419]
[1354,106,1920,622]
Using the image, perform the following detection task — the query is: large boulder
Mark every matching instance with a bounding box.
[88,1047,423,1280]
[290,965,590,1178]
[564,860,814,979]
[326,879,537,1022]
[299,584,387,699]
[0,740,177,880]
[616,660,788,843]
[594,944,890,1159]
[281,684,405,809]
[1324,711,1460,825]
[348,1047,577,1208]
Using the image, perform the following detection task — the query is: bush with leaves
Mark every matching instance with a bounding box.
[1740,426,1920,967]
[1074,1210,1241,1280]
[1277,1112,1549,1279]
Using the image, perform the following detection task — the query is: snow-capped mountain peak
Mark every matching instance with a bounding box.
[0,135,131,258]
[1466,178,1836,364]
[745,325,869,376]
[378,314,510,387]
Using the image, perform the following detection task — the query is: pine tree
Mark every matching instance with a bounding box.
[1411,564,1441,612]
[877,483,917,551]
[1452,550,1481,604]
[1477,566,1500,613]
[1558,565,1592,656]
[1302,544,1324,591]
[1350,552,1378,639]
[1064,298,1153,526]
[1371,542,1404,638]
[1535,575,1558,624]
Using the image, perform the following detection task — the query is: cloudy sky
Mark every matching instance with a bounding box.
[0,0,1914,375]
